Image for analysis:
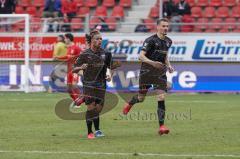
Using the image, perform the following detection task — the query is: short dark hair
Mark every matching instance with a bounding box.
[65,33,74,42]
[157,18,169,25]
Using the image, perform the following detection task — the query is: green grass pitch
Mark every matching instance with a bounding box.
[0,92,239,159]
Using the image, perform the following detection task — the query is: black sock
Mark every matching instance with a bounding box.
[129,95,140,105]
[157,101,165,126]
[93,116,100,131]
[86,110,93,134]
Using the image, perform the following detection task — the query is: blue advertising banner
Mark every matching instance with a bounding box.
[0,62,239,92]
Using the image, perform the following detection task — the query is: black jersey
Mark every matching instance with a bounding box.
[141,34,172,64]
[140,34,172,78]
[74,48,112,84]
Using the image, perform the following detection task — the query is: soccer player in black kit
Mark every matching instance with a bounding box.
[73,30,113,139]
[122,18,174,135]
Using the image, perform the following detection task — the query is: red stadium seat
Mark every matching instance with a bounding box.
[111,6,125,19]
[215,7,229,18]
[191,7,202,18]
[32,0,44,8]
[196,0,209,7]
[182,15,194,23]
[224,0,237,7]
[233,28,240,32]
[85,0,98,7]
[149,6,159,18]
[187,0,195,7]
[26,7,38,17]
[105,17,117,31]
[194,18,209,30]
[18,0,31,7]
[90,17,101,29]
[77,7,90,16]
[209,0,223,7]
[173,0,179,5]
[209,18,223,30]
[119,0,132,8]
[71,18,84,31]
[224,18,236,30]
[203,7,216,18]
[143,18,155,30]
[15,6,25,14]
[180,25,193,32]
[205,28,217,32]
[193,27,203,32]
[102,0,115,7]
[94,6,108,17]
[219,28,229,32]
[231,6,240,18]
[75,0,84,7]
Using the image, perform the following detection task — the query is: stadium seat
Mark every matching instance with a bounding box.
[143,18,155,30]
[181,15,194,32]
[15,6,25,14]
[224,0,237,7]
[180,25,193,32]
[77,7,90,16]
[111,6,125,19]
[187,0,196,7]
[149,6,159,19]
[102,0,115,8]
[219,28,229,32]
[119,0,132,8]
[196,0,209,7]
[182,15,194,23]
[18,0,31,7]
[191,7,202,18]
[26,7,38,17]
[105,17,117,31]
[194,18,209,30]
[205,28,217,32]
[203,7,216,18]
[223,18,236,30]
[71,18,84,31]
[209,18,223,30]
[215,7,229,18]
[90,17,101,29]
[75,0,85,7]
[32,0,44,8]
[231,6,240,18]
[233,28,240,32]
[193,27,203,32]
[85,0,98,8]
[173,0,179,5]
[94,6,108,17]
[209,0,223,7]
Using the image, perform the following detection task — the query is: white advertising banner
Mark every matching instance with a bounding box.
[102,35,240,62]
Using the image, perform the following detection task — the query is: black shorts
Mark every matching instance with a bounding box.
[139,75,167,94]
[83,82,106,105]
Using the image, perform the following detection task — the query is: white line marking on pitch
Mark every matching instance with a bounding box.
[0,150,239,158]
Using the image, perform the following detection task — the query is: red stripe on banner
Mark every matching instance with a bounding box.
[0,36,86,59]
